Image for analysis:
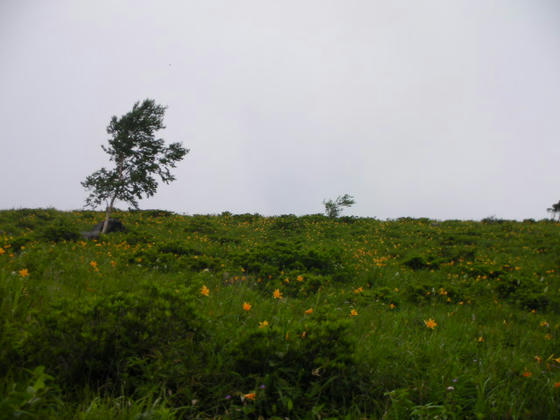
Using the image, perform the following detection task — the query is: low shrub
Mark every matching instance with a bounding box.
[23,284,205,393]
[226,316,363,417]
[0,366,61,418]
[157,241,202,256]
[494,275,554,311]
[183,216,218,234]
[36,218,81,242]
[235,241,343,277]
[270,215,305,233]
[402,255,439,270]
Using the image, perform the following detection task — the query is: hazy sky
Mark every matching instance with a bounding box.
[1,1,559,220]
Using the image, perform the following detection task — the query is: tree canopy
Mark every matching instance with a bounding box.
[547,200,560,220]
[82,99,188,232]
[323,194,356,218]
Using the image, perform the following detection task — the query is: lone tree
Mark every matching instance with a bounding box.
[82,99,189,233]
[323,194,356,218]
[547,200,560,220]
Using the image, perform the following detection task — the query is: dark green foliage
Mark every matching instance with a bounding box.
[36,218,81,242]
[338,215,359,224]
[231,213,262,223]
[0,366,60,419]
[2,235,32,253]
[300,213,328,223]
[128,209,176,218]
[81,99,188,233]
[481,216,513,225]
[323,194,355,218]
[294,273,329,295]
[235,240,343,277]
[157,241,201,256]
[2,210,560,418]
[0,208,59,235]
[208,234,241,245]
[403,255,439,270]
[183,216,217,234]
[547,200,560,220]
[122,230,154,245]
[228,318,361,417]
[186,255,221,271]
[128,242,220,272]
[23,284,204,392]
[404,283,434,303]
[0,210,82,243]
[494,275,556,311]
[270,215,306,233]
[369,286,400,305]
[440,232,479,246]
[403,282,467,304]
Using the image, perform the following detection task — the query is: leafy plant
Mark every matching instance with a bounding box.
[2,210,560,418]
[234,240,343,277]
[547,200,560,220]
[24,284,205,392]
[323,194,355,218]
[82,99,189,233]
[228,317,360,417]
[0,366,60,419]
[36,217,81,242]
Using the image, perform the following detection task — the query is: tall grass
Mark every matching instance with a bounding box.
[1,209,559,418]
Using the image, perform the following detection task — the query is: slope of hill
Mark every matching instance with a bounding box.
[1,209,560,418]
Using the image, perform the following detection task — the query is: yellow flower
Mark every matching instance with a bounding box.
[201,285,210,296]
[424,318,438,329]
[243,302,252,311]
[535,356,542,363]
[350,309,358,317]
[0,247,5,255]
[259,320,269,328]
[304,308,313,315]
[553,357,560,364]
[354,287,363,294]
[89,261,98,269]
[477,336,484,343]
[244,392,256,401]
[389,303,396,310]
[273,289,283,299]
[19,268,29,278]
[297,275,304,282]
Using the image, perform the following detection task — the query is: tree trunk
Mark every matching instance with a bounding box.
[102,194,118,234]
[102,161,123,234]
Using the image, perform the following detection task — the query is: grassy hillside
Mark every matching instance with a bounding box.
[1,209,560,419]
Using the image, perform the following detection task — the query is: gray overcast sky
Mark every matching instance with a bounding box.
[1,1,559,220]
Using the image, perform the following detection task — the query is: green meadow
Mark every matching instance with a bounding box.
[1,208,560,419]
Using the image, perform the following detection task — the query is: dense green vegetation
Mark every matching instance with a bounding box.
[1,208,560,419]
